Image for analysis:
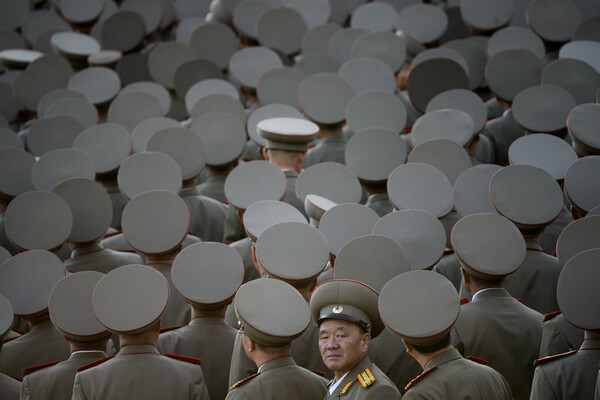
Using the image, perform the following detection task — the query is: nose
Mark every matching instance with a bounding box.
[326,336,339,350]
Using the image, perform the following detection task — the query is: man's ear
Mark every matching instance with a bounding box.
[251,245,264,276]
[261,148,270,161]
[361,332,371,351]
[401,338,412,354]
[460,268,471,293]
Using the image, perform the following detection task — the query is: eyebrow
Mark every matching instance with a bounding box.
[320,325,349,335]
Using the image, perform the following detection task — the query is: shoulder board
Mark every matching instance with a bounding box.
[2,335,21,344]
[160,325,185,334]
[163,354,201,365]
[103,230,122,238]
[405,366,437,391]
[517,299,531,308]
[1,370,21,382]
[340,379,355,395]
[11,328,26,335]
[22,361,61,376]
[466,356,489,366]
[534,350,578,366]
[443,249,454,256]
[460,298,469,305]
[308,143,316,150]
[311,370,327,377]
[357,368,376,388]
[229,373,259,390]
[77,356,114,372]
[542,310,561,322]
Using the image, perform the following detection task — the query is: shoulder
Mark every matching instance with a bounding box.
[22,360,61,377]
[77,356,114,373]
[542,310,562,323]
[229,373,260,391]
[162,353,202,367]
[159,325,186,335]
[534,350,578,367]
[405,366,436,392]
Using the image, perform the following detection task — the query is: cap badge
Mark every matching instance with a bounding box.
[332,305,343,314]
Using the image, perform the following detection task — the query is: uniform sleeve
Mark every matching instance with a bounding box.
[228,334,258,386]
[224,389,251,400]
[71,373,88,400]
[529,366,557,400]
[365,385,402,400]
[539,321,571,358]
[193,365,210,400]
[20,375,30,400]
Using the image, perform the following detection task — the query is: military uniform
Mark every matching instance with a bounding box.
[180,187,227,243]
[72,345,209,400]
[150,262,191,328]
[64,242,144,273]
[481,110,525,166]
[21,351,106,400]
[229,238,260,282]
[223,206,247,244]
[196,174,228,203]
[0,372,20,399]
[539,312,584,357]
[432,251,462,292]
[364,193,393,217]
[283,169,307,216]
[303,136,347,168]
[227,356,327,400]
[105,185,127,230]
[0,294,19,399]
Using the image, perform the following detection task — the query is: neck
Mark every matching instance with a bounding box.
[410,345,454,369]
[119,325,160,348]
[181,179,196,189]
[318,124,343,139]
[191,305,227,319]
[334,354,366,380]
[585,330,600,340]
[69,239,101,250]
[23,311,51,329]
[253,349,291,371]
[69,337,110,353]
[146,249,180,265]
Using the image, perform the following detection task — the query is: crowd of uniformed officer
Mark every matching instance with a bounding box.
[0,0,600,399]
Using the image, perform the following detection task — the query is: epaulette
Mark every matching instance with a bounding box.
[1,370,21,382]
[2,335,21,344]
[311,370,327,377]
[357,368,376,388]
[22,361,60,376]
[460,298,469,305]
[542,310,561,322]
[103,230,122,238]
[11,328,26,335]
[229,373,259,390]
[443,248,454,256]
[164,354,201,365]
[339,379,355,395]
[405,366,437,391]
[534,350,577,366]
[77,356,114,372]
[160,325,185,334]
[517,299,531,308]
[466,356,489,365]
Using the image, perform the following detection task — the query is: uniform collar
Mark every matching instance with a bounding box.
[366,193,388,203]
[471,288,510,302]
[580,339,600,350]
[179,187,198,197]
[283,170,298,178]
[117,344,160,355]
[424,348,462,370]
[331,355,372,394]
[189,317,226,326]
[319,136,346,145]
[525,240,543,252]
[258,355,296,373]
[70,350,107,360]
[71,242,104,257]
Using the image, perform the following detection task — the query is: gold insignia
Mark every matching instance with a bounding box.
[332,305,343,313]
[340,380,354,395]
[357,368,376,388]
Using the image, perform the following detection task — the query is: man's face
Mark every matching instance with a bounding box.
[318,319,370,376]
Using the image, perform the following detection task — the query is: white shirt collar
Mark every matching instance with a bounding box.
[329,372,350,395]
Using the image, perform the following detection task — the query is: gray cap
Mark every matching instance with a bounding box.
[407,57,469,112]
[310,279,384,338]
[485,49,541,102]
[146,127,206,181]
[257,117,319,152]
[294,53,340,76]
[508,133,578,181]
[288,0,331,30]
[350,31,406,73]
[257,67,305,108]
[122,190,189,255]
[487,26,545,61]
[148,41,197,89]
[452,213,526,279]
[373,209,446,271]
[191,112,246,165]
[297,72,356,124]
[49,271,108,341]
[0,250,65,316]
[542,58,600,105]
[101,10,146,53]
[408,139,472,185]
[0,147,35,197]
[244,200,306,242]
[256,221,327,283]
[5,191,72,251]
[558,41,600,74]
[51,31,101,62]
[51,178,113,243]
[573,14,600,42]
[319,203,379,256]
[107,91,165,132]
[0,246,9,265]
[587,206,600,217]
[43,96,98,130]
[426,89,487,134]
[121,0,164,35]
[27,115,85,157]
[232,0,273,39]
[256,7,307,55]
[411,109,475,148]
[229,46,283,89]
[412,48,469,78]
[338,57,396,95]
[388,163,454,218]
[235,278,311,346]
[121,81,171,116]
[92,264,169,334]
[296,162,362,204]
[175,59,224,102]
[442,39,487,91]
[567,103,600,156]
[67,67,121,106]
[490,164,563,228]
[13,66,63,112]
[453,164,502,217]
[328,28,368,66]
[379,270,459,345]
[350,2,397,32]
[247,104,305,147]
[301,23,341,55]
[335,234,410,291]
[345,91,407,135]
[73,122,132,175]
[460,0,514,32]
[397,3,448,44]
[0,127,20,149]
[224,161,287,212]
[189,22,240,70]
[526,0,582,43]
[512,85,576,133]
[304,194,337,227]
[189,94,246,123]
[345,128,407,183]
[185,79,239,113]
[31,148,95,191]
[172,242,244,308]
[87,50,123,68]
[0,294,13,340]
[556,215,600,267]
[564,156,600,215]
[118,152,182,200]
[557,248,600,330]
